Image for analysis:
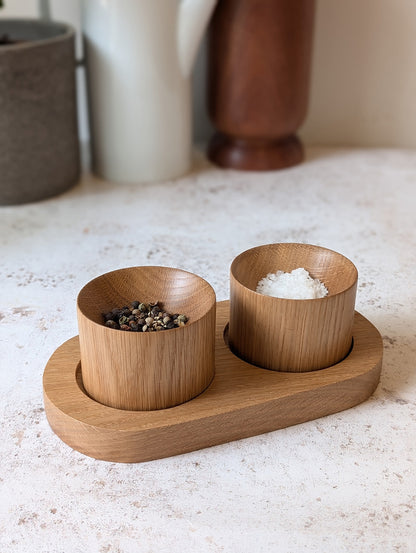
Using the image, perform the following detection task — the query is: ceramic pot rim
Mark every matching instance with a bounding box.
[0,18,76,52]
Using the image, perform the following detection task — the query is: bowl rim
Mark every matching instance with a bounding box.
[230,242,358,301]
[76,265,216,335]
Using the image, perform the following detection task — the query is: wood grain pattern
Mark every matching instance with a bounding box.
[207,0,315,170]
[43,301,382,463]
[77,267,216,410]
[229,244,358,372]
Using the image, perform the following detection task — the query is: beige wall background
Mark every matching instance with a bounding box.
[301,0,416,148]
[2,0,416,149]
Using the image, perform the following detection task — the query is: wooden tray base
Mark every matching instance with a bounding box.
[43,301,383,463]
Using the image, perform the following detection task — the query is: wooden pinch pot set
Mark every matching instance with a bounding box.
[43,244,383,463]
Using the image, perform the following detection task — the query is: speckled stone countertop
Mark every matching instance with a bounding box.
[1,147,415,553]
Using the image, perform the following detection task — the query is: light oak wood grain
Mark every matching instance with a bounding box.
[229,243,358,372]
[77,266,216,410]
[43,301,382,463]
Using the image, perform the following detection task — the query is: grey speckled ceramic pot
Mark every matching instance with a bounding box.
[0,19,80,205]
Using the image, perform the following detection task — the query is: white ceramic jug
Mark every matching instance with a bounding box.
[82,0,216,183]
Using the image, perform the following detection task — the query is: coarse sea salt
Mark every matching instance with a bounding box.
[256,267,328,299]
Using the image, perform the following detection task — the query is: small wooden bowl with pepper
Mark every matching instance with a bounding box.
[77,266,216,411]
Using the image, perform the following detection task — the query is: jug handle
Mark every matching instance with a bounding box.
[177,0,217,78]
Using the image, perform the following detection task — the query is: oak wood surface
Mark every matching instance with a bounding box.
[43,301,382,463]
[207,0,315,170]
[77,266,216,410]
[230,244,358,372]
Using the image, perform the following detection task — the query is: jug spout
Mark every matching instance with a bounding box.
[177,0,217,78]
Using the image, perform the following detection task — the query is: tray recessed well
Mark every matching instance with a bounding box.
[43,301,383,463]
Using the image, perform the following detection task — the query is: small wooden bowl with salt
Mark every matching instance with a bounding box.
[229,243,358,372]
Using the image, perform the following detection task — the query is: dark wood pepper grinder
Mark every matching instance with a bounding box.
[207,0,315,171]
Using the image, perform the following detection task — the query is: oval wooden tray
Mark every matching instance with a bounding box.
[43,301,383,463]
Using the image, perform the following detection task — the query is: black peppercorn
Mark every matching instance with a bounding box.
[102,300,188,332]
